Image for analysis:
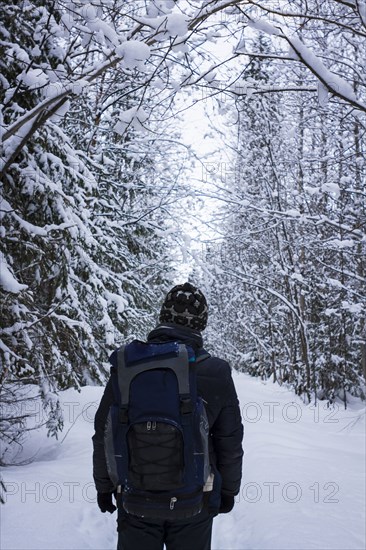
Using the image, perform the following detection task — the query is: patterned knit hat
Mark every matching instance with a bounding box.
[159,282,208,331]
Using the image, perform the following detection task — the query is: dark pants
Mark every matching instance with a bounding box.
[117,510,214,550]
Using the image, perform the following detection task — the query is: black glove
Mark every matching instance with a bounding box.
[97,492,116,514]
[219,494,235,514]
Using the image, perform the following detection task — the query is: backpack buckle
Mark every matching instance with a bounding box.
[180,396,193,415]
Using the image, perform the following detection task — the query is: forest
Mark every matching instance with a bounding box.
[1,0,365,462]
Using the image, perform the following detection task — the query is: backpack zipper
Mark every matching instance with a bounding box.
[146,421,159,431]
[170,497,177,510]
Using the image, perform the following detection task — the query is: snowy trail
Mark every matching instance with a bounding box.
[1,374,365,550]
[214,374,365,550]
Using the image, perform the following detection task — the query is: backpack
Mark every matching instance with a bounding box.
[104,339,211,520]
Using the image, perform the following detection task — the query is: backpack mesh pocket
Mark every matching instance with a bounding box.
[127,421,184,490]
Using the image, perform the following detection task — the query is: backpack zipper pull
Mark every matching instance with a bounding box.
[170,497,177,510]
[147,421,151,431]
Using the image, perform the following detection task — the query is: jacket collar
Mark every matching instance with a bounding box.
[147,322,204,352]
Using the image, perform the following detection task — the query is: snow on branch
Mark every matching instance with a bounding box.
[0,253,28,294]
[245,16,366,113]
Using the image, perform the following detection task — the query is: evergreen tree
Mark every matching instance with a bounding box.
[0,0,174,458]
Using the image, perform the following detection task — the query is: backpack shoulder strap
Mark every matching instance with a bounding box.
[196,350,211,363]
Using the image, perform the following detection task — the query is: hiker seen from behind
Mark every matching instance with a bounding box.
[92,282,244,550]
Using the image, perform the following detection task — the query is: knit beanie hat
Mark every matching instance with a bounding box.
[159,282,208,331]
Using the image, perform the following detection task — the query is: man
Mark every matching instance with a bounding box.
[92,282,243,550]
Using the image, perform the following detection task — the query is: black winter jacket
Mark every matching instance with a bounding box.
[92,324,244,506]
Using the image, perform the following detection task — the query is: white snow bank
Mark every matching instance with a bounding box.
[1,374,365,550]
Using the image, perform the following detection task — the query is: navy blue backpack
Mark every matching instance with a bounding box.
[105,339,211,520]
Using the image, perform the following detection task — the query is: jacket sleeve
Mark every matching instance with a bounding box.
[92,377,115,493]
[211,365,243,496]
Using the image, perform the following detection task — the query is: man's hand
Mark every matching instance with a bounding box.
[219,494,235,514]
[97,492,117,513]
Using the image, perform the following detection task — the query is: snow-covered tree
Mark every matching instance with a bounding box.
[203,13,365,405]
[1,0,365,459]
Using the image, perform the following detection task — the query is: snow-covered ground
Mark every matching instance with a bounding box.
[1,373,365,550]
